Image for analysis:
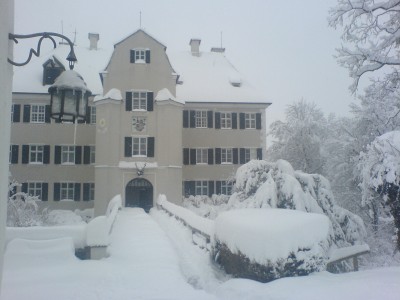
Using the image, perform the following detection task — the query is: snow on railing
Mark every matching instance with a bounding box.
[86,194,122,247]
[156,194,214,248]
[327,244,370,271]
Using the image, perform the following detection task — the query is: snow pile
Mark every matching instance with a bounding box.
[93,88,123,102]
[155,87,185,104]
[48,70,91,93]
[213,209,330,282]
[86,194,121,246]
[45,209,86,225]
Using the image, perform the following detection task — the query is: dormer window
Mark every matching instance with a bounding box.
[42,58,65,85]
[130,48,151,64]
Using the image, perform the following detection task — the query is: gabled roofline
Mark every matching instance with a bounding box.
[114,29,166,49]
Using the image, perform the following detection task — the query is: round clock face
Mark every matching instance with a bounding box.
[99,118,106,127]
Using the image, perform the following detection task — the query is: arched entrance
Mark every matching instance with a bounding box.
[125,178,153,212]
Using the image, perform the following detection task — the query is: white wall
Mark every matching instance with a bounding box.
[0,0,14,289]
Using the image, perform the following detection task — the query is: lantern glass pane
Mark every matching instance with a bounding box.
[51,92,61,114]
[63,90,77,115]
[78,92,86,117]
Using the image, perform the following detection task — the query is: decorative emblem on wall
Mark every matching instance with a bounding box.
[135,162,147,176]
[132,117,146,132]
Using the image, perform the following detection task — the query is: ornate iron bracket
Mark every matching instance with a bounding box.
[8,32,77,70]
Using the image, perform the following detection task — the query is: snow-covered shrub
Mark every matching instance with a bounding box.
[214,209,330,282]
[183,194,229,219]
[7,180,49,227]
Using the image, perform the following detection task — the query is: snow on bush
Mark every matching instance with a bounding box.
[214,209,330,282]
[45,210,86,226]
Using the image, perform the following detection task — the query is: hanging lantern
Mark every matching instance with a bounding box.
[48,70,91,123]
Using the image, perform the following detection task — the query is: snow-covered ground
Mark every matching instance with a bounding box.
[1,208,400,300]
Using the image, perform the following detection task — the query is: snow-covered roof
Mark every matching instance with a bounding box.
[12,35,270,105]
[12,44,113,95]
[167,50,269,104]
[155,88,185,104]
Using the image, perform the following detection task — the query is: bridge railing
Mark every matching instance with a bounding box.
[156,194,214,250]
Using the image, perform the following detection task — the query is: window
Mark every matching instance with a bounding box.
[62,146,75,164]
[90,106,96,124]
[133,91,147,110]
[11,104,14,123]
[9,145,18,164]
[221,148,232,164]
[196,148,208,164]
[195,111,207,128]
[130,49,150,64]
[245,113,256,129]
[132,137,147,156]
[195,181,208,196]
[29,145,44,164]
[221,181,233,195]
[27,182,43,200]
[245,148,258,163]
[135,49,146,61]
[60,182,75,201]
[90,146,95,164]
[221,112,232,129]
[31,105,46,123]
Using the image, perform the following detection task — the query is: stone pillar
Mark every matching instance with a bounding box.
[0,0,14,289]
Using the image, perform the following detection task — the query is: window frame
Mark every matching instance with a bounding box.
[27,182,43,200]
[30,104,46,124]
[195,180,208,196]
[132,91,147,110]
[61,145,75,165]
[220,112,232,129]
[29,144,44,164]
[221,148,233,164]
[245,113,256,129]
[90,106,96,124]
[220,181,233,196]
[135,49,146,62]
[60,182,75,201]
[196,148,208,164]
[132,137,147,157]
[195,110,208,128]
[90,146,95,164]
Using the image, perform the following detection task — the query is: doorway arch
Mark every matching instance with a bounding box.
[125,178,153,212]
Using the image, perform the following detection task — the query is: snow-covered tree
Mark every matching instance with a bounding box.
[269,100,327,174]
[329,0,400,92]
[357,131,400,250]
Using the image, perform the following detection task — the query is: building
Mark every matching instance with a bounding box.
[9,29,270,215]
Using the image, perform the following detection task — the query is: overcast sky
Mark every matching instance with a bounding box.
[13,0,357,127]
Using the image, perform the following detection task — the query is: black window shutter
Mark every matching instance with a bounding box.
[22,145,29,164]
[257,148,263,160]
[21,183,28,194]
[23,105,30,123]
[13,104,21,123]
[83,146,90,164]
[208,181,214,197]
[126,92,133,111]
[45,105,51,123]
[239,148,246,164]
[189,110,196,128]
[183,110,189,128]
[215,112,221,129]
[54,146,61,164]
[216,181,221,195]
[232,113,238,129]
[42,183,48,201]
[256,113,262,130]
[11,145,19,164]
[147,137,155,157]
[207,111,213,128]
[74,183,81,201]
[190,149,196,165]
[239,113,245,129]
[147,92,154,111]
[85,107,91,124]
[233,148,239,164]
[184,181,195,197]
[75,146,82,164]
[130,50,136,63]
[125,137,132,157]
[215,148,221,164]
[183,148,189,165]
[83,183,89,201]
[54,183,60,201]
[43,145,50,164]
[145,50,151,63]
[208,148,214,165]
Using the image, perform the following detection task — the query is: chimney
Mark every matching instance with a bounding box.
[211,47,225,53]
[88,33,99,50]
[189,38,201,56]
